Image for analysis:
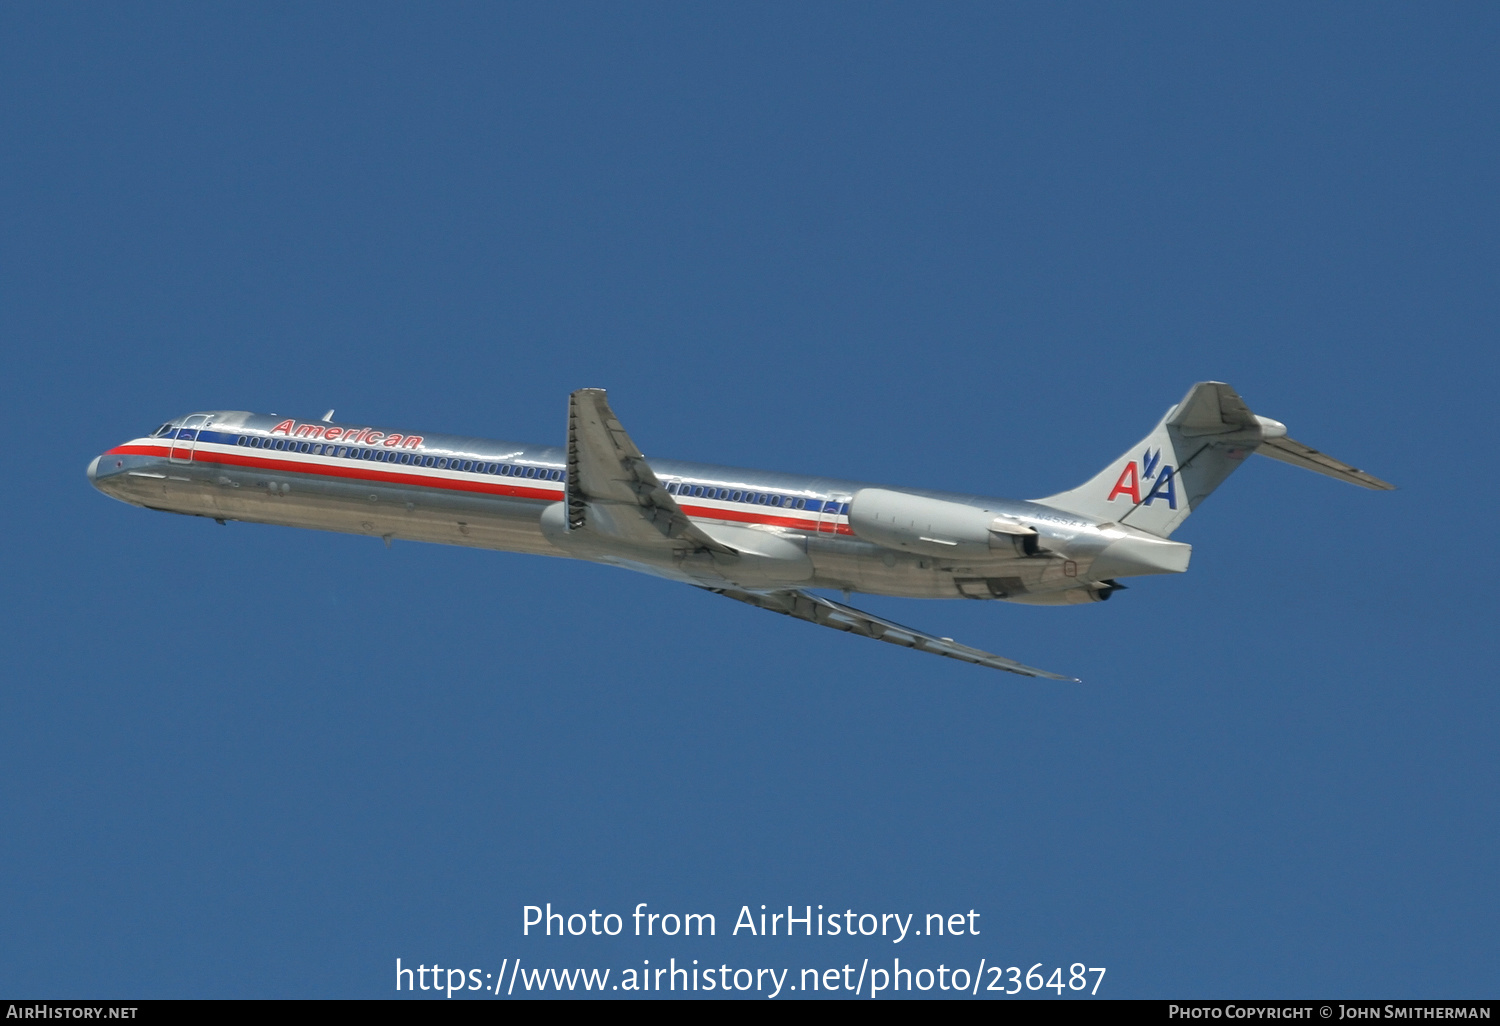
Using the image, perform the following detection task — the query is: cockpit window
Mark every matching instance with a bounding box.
[151,423,173,437]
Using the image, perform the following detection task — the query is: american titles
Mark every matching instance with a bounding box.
[269,419,423,449]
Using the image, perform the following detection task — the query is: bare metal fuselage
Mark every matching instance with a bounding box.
[88,409,1128,603]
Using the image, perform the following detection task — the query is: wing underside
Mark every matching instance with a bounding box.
[707,587,1078,680]
[566,388,734,554]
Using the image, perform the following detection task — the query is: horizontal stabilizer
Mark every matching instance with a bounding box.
[1256,436,1394,490]
[707,587,1077,680]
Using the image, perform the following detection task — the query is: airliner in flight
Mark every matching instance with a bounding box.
[88,382,1390,680]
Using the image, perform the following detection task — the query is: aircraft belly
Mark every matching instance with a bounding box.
[803,532,1076,600]
[804,534,961,598]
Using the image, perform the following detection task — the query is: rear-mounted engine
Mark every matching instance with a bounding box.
[848,488,1043,560]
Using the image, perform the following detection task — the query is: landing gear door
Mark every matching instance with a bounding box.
[169,414,211,464]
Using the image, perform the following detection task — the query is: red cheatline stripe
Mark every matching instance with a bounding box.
[106,443,856,534]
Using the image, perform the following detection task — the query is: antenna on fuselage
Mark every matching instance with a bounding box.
[321,409,335,423]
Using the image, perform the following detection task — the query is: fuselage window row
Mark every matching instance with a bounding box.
[226,434,566,481]
[662,481,847,515]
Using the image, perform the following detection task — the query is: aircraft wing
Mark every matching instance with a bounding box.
[566,388,735,554]
[1256,436,1394,490]
[706,587,1078,680]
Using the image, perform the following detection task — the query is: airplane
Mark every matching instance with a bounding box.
[87,382,1391,680]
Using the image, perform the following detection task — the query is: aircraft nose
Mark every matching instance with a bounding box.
[86,455,101,485]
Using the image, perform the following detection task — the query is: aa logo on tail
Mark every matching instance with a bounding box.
[1107,448,1177,509]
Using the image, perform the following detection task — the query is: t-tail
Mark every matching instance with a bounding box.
[1036,381,1393,537]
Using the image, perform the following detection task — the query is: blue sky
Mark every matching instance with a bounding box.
[1,3,1495,998]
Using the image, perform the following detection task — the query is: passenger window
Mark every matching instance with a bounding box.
[769,495,781,507]
[794,498,805,510]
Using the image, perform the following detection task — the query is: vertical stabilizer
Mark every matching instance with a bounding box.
[1035,382,1275,537]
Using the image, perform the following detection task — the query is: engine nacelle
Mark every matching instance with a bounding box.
[848,488,1040,560]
